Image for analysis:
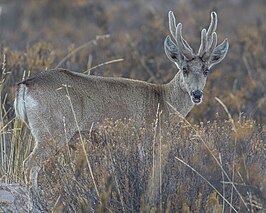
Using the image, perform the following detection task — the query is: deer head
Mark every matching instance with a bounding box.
[164,11,229,104]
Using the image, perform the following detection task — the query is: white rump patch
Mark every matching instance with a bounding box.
[25,95,39,109]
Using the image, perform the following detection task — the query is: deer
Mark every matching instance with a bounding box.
[14,11,229,188]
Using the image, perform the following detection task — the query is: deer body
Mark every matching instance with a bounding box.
[15,11,229,187]
[16,69,194,126]
[16,69,193,148]
[16,69,173,134]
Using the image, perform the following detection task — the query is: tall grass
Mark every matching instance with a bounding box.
[21,116,264,212]
[0,56,33,184]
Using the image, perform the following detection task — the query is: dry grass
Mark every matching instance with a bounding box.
[21,116,264,212]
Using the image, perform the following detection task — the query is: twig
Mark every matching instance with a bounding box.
[152,103,160,196]
[106,143,126,212]
[219,153,225,213]
[242,56,254,81]
[215,97,243,213]
[215,97,236,132]
[84,58,124,74]
[56,34,110,68]
[64,84,100,199]
[175,157,238,212]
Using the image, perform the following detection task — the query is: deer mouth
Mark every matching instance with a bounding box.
[192,96,202,104]
[191,90,203,105]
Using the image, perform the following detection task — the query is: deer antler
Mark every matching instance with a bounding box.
[168,11,195,60]
[198,12,218,60]
[168,11,225,62]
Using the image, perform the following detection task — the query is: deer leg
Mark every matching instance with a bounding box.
[23,130,70,189]
[23,150,41,188]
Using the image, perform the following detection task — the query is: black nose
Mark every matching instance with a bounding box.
[192,90,203,99]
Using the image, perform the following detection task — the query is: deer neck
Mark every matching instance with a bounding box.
[164,71,194,117]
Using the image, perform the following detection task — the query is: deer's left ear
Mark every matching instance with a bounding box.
[208,38,229,68]
[164,35,184,68]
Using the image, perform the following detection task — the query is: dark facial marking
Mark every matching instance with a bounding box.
[203,68,209,76]
[171,54,177,60]
[182,66,189,75]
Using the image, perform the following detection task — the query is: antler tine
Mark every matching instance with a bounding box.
[168,11,194,59]
[181,35,194,53]
[168,11,176,39]
[198,11,218,58]
[175,23,194,59]
[198,28,207,56]
[203,32,217,60]
[206,12,217,44]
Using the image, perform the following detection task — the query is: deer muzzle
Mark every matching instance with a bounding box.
[191,90,203,104]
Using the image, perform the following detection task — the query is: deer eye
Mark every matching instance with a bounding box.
[183,67,189,75]
[203,69,209,76]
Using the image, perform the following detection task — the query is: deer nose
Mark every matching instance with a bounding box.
[192,90,203,99]
[191,90,203,104]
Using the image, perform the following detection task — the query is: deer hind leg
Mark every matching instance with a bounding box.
[23,149,41,188]
[23,131,55,188]
[23,129,72,189]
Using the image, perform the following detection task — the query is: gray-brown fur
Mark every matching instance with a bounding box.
[14,11,229,188]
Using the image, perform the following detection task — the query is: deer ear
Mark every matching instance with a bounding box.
[164,35,184,68]
[208,38,229,68]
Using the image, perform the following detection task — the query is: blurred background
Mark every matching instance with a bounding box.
[0,0,265,124]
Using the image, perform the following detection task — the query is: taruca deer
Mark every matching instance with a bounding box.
[14,11,229,187]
